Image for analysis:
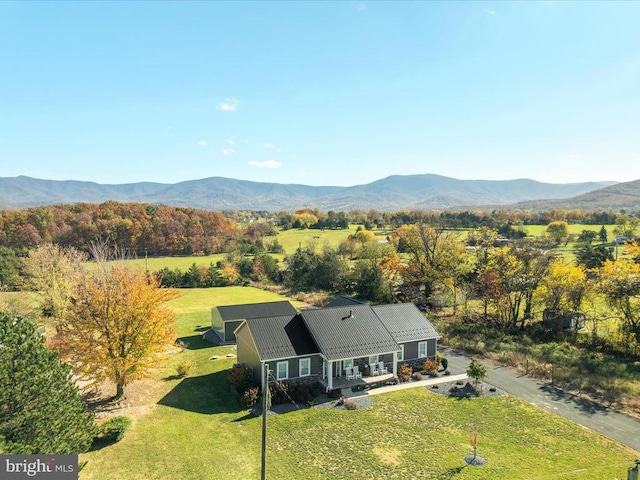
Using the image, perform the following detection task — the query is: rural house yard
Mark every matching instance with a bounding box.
[78,287,639,480]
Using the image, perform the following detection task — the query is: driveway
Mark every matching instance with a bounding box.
[440,347,640,454]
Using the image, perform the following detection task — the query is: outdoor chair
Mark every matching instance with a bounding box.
[378,361,388,374]
[371,363,379,376]
[345,366,355,380]
[353,367,362,379]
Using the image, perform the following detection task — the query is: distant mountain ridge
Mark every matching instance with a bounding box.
[0,174,629,211]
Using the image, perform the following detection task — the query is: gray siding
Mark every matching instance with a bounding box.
[211,308,224,341]
[235,324,263,386]
[399,339,438,362]
[271,355,323,382]
[225,320,243,343]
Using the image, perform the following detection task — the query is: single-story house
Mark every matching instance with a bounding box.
[209,300,297,344]
[234,302,441,391]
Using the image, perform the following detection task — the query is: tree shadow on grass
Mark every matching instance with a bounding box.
[175,334,215,350]
[157,370,243,415]
[437,464,468,479]
[539,383,611,416]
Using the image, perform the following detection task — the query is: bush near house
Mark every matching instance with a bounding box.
[95,416,132,444]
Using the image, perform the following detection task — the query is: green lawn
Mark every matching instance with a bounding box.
[273,225,360,253]
[79,287,638,480]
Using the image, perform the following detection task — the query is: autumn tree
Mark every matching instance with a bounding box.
[393,220,465,304]
[536,258,589,316]
[21,243,86,332]
[0,312,95,454]
[598,258,640,344]
[59,263,178,398]
[546,221,569,245]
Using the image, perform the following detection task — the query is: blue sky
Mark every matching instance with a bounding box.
[1,1,639,186]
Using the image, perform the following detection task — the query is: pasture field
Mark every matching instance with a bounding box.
[78,287,638,480]
[523,224,616,238]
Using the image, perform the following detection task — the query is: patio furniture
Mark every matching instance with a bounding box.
[371,363,380,376]
[353,367,363,379]
[345,367,355,380]
[378,361,388,374]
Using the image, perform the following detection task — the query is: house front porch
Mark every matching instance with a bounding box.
[319,372,396,392]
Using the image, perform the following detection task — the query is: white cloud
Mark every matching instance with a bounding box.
[265,143,283,153]
[227,137,235,145]
[221,148,235,155]
[484,8,497,16]
[198,141,209,147]
[249,160,282,169]
[216,97,238,112]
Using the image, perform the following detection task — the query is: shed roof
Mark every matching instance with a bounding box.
[217,301,296,322]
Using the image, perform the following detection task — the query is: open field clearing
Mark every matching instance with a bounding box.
[78,287,638,480]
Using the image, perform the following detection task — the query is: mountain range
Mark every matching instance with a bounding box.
[0,174,636,212]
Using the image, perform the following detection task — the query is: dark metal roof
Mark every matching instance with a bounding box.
[323,295,365,308]
[372,303,441,343]
[300,305,399,361]
[217,301,296,322]
[243,314,319,361]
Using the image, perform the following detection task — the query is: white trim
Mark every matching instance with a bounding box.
[418,341,427,358]
[276,360,289,380]
[299,358,311,377]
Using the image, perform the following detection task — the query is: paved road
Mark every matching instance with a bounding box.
[440,347,640,454]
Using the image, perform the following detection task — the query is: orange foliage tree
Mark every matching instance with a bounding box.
[60,263,178,398]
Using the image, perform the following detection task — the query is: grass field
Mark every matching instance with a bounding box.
[78,287,638,480]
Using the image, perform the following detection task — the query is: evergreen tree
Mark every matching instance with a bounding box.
[0,312,95,454]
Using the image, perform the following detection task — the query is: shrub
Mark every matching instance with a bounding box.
[97,416,132,444]
[290,383,313,402]
[412,372,423,381]
[227,365,253,394]
[398,363,413,382]
[456,379,464,385]
[328,388,342,399]
[344,401,358,410]
[444,369,451,376]
[423,359,439,375]
[440,357,449,371]
[449,385,459,392]
[240,386,260,409]
[269,381,290,404]
[176,360,194,378]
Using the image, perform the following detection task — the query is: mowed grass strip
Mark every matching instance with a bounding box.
[79,289,637,480]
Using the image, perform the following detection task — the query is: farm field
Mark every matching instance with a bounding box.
[78,287,638,480]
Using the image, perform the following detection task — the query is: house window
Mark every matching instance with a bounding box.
[396,345,404,362]
[299,358,310,377]
[343,359,353,370]
[418,342,427,358]
[276,361,288,380]
[369,355,378,366]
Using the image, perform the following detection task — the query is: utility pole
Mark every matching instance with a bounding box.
[261,364,270,480]
[628,459,640,480]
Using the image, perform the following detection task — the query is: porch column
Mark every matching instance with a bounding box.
[327,360,334,391]
[392,354,398,377]
[261,363,266,392]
